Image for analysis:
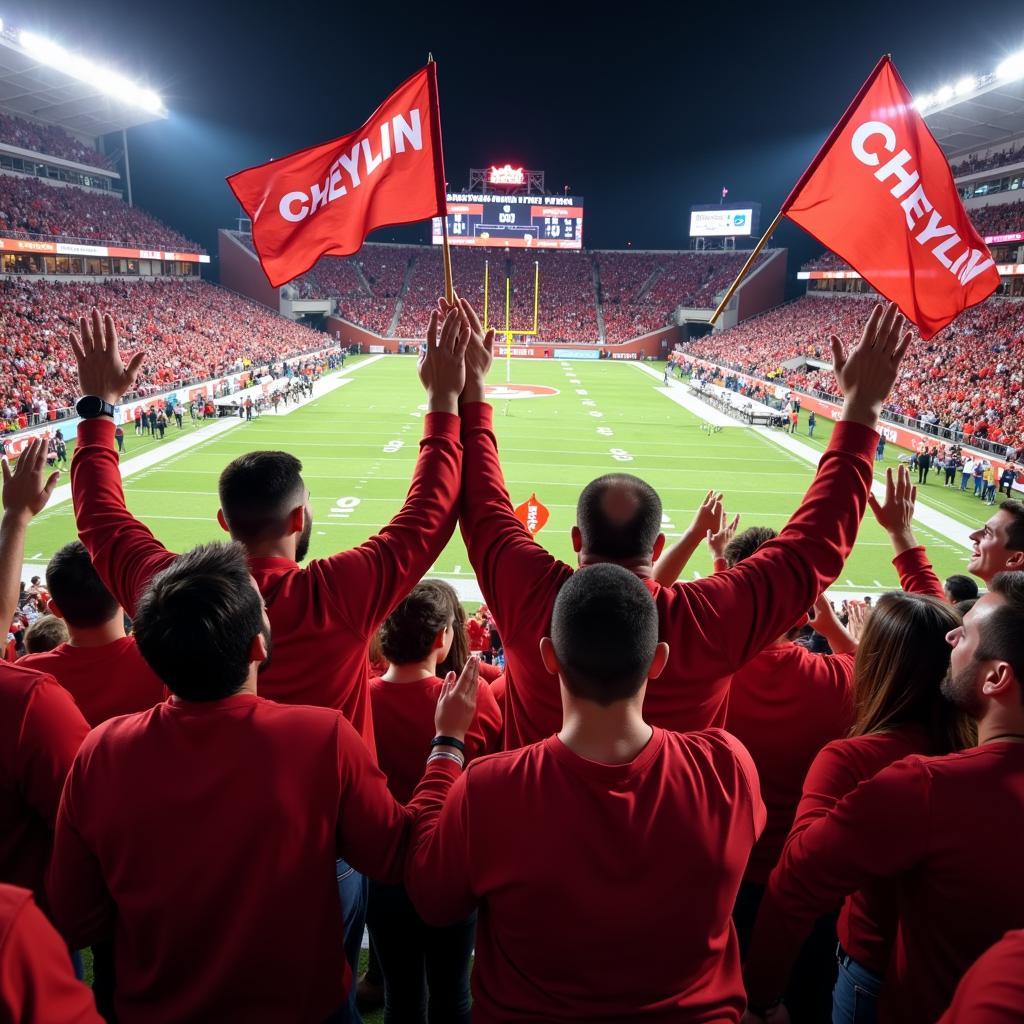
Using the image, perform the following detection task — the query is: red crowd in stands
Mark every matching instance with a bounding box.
[0,112,115,172]
[0,278,330,430]
[951,142,1024,177]
[685,293,1024,452]
[2,296,1024,1024]
[0,174,200,251]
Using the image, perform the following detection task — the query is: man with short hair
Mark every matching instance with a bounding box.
[454,296,911,748]
[20,541,165,727]
[49,541,467,1024]
[743,573,1024,1024]
[67,305,470,998]
[945,574,979,604]
[407,563,766,1021]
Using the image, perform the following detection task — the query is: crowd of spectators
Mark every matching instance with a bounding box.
[0,174,201,251]
[0,277,329,430]
[0,112,115,171]
[951,141,1024,177]
[3,292,1023,1024]
[684,293,1024,453]
[802,201,1024,272]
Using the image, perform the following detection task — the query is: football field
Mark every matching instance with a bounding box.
[23,355,992,596]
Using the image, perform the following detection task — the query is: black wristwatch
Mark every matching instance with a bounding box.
[76,396,117,419]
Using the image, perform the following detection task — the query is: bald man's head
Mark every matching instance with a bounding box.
[576,474,662,561]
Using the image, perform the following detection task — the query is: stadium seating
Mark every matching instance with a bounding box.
[0,277,330,430]
[0,174,200,251]
[684,293,1024,452]
[0,112,115,171]
[951,142,1024,177]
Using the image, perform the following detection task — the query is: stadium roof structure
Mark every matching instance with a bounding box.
[0,26,166,138]
[922,54,1024,156]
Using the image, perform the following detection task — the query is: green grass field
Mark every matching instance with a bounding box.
[23,355,996,595]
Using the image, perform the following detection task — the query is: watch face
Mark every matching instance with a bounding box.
[76,396,103,418]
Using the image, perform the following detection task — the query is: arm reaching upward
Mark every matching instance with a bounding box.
[68,311,175,615]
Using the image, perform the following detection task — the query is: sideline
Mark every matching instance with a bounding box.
[752,425,975,551]
[19,356,385,580]
[631,363,739,427]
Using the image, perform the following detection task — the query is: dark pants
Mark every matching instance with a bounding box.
[733,880,837,1024]
[945,468,955,485]
[917,463,929,483]
[337,859,367,1024]
[367,880,474,1024]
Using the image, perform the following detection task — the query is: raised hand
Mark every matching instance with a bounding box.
[811,593,857,654]
[2,439,60,524]
[434,656,480,743]
[830,301,912,430]
[867,465,918,554]
[708,512,741,562]
[846,599,870,642]
[456,296,495,405]
[69,308,145,407]
[418,307,470,415]
[690,490,724,538]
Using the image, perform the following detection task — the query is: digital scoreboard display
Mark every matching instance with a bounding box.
[432,192,584,249]
[689,207,758,237]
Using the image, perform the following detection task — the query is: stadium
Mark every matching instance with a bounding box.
[2,6,1024,1024]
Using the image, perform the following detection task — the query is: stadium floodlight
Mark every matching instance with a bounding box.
[18,28,165,115]
[996,52,1024,83]
[954,76,976,97]
[935,84,955,104]
[913,93,932,111]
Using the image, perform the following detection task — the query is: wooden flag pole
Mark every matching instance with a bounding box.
[427,53,454,303]
[708,209,783,327]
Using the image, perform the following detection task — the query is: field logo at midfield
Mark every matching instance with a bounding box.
[484,384,559,401]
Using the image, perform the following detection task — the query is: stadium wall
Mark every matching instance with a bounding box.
[325,316,679,358]
[218,229,281,310]
[684,355,1021,488]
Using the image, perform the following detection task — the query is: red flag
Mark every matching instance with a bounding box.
[513,493,550,536]
[783,56,998,339]
[227,65,447,287]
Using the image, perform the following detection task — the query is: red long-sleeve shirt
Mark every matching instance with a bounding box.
[938,929,1024,1024]
[48,693,424,1024]
[892,546,945,600]
[725,644,854,884]
[70,414,463,752]
[370,674,502,803]
[745,742,1024,1024]
[406,728,766,1023]
[458,402,878,748]
[20,637,165,727]
[0,664,89,904]
[0,885,101,1023]
[793,725,932,974]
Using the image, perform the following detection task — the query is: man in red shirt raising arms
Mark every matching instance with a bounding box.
[743,572,1024,1024]
[407,562,766,1022]
[66,305,469,1011]
[451,296,911,748]
[47,541,471,1024]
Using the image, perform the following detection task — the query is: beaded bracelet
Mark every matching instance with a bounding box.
[427,750,465,769]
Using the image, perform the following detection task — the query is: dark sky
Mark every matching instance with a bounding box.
[14,1,1024,280]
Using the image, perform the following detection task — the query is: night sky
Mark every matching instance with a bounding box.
[13,1,1024,283]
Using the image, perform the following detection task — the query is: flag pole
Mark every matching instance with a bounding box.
[708,209,783,326]
[709,54,891,328]
[427,53,454,303]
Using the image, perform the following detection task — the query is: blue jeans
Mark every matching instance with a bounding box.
[337,858,368,1024]
[961,472,971,490]
[832,948,882,1024]
[974,477,984,495]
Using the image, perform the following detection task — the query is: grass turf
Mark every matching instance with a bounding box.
[22,356,993,594]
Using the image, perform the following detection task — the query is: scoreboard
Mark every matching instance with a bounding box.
[432,192,584,249]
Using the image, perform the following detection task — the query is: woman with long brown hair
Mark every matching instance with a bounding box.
[781,591,973,1024]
